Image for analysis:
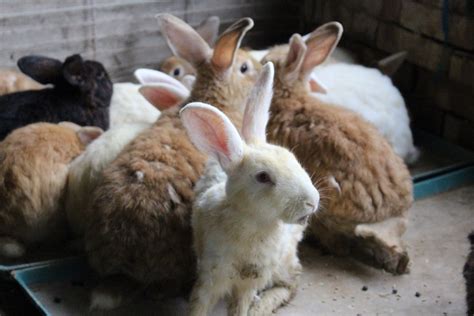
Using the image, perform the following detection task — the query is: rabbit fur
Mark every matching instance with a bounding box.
[186,63,319,316]
[85,14,261,310]
[160,16,220,82]
[0,122,103,258]
[0,69,44,96]
[66,82,189,237]
[262,24,413,275]
[0,54,112,140]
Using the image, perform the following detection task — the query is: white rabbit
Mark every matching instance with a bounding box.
[183,63,319,316]
[312,63,420,164]
[66,82,188,237]
[109,70,189,127]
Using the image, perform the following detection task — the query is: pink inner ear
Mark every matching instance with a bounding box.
[193,110,229,157]
[140,86,181,111]
[309,78,327,93]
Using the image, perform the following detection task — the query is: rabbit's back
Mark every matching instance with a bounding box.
[269,97,412,227]
[85,110,206,293]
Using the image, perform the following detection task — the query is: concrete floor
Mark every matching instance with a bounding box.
[6,185,473,316]
[279,184,474,316]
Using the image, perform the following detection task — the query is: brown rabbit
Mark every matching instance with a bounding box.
[0,69,44,96]
[160,16,220,81]
[0,122,102,258]
[84,14,261,310]
[262,23,413,275]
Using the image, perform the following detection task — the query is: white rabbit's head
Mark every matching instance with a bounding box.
[181,63,319,225]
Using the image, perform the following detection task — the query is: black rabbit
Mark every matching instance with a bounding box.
[0,54,113,140]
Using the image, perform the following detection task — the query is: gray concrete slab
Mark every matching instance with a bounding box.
[280,185,474,316]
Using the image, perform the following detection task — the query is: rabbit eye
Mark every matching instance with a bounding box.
[173,68,181,77]
[255,171,273,185]
[240,63,248,74]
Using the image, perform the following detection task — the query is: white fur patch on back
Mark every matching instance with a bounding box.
[0,238,26,258]
[135,171,144,182]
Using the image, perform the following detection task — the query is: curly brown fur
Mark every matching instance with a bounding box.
[0,122,101,256]
[263,29,412,274]
[84,15,260,304]
[464,232,474,316]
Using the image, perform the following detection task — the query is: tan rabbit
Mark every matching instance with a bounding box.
[0,122,102,258]
[0,69,44,96]
[85,14,261,310]
[160,16,220,81]
[262,23,413,275]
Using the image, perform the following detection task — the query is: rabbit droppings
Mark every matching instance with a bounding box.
[185,63,319,316]
[85,14,261,310]
[0,122,102,258]
[262,24,413,274]
[0,54,112,140]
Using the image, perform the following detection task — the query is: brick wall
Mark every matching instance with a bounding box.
[303,0,474,150]
[0,0,300,82]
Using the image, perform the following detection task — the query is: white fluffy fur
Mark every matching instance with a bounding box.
[0,237,26,258]
[183,64,319,316]
[66,122,151,236]
[109,83,160,127]
[249,47,355,65]
[312,63,419,164]
[90,290,123,311]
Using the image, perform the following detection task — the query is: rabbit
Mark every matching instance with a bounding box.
[160,16,220,82]
[464,232,474,316]
[66,82,189,237]
[261,23,413,275]
[253,33,417,164]
[84,14,261,310]
[185,63,319,316]
[0,69,44,96]
[134,68,194,91]
[0,122,103,259]
[0,54,112,140]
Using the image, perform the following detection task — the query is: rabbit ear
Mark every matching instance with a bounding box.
[62,54,86,87]
[302,22,342,76]
[211,18,254,75]
[181,75,196,90]
[284,34,307,82]
[242,62,274,144]
[17,55,62,84]
[180,102,243,171]
[157,14,212,67]
[77,126,104,146]
[196,16,220,46]
[134,68,189,91]
[139,83,189,111]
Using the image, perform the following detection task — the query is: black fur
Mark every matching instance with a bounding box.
[464,232,474,315]
[0,54,113,140]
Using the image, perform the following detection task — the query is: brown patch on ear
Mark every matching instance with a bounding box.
[139,85,185,111]
[284,34,307,82]
[211,18,253,73]
[77,126,103,146]
[303,22,343,75]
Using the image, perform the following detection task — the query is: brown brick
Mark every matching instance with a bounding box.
[351,12,379,43]
[400,0,474,50]
[380,0,402,21]
[449,52,474,86]
[376,23,445,71]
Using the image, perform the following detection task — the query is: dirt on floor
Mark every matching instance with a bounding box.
[279,185,474,316]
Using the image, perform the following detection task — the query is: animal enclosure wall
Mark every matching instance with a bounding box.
[303,0,474,151]
[0,0,300,81]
